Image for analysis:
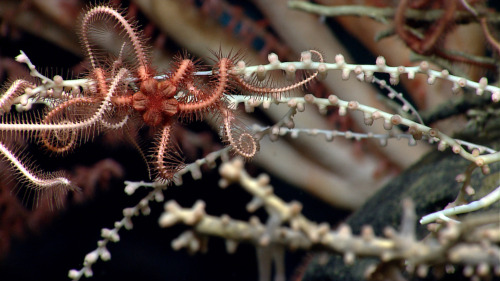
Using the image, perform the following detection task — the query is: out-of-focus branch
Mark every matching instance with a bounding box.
[158,158,500,281]
[287,1,500,24]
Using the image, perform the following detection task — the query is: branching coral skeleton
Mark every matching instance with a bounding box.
[68,157,500,280]
[0,3,499,281]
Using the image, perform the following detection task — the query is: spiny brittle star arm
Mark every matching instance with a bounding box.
[177,57,231,115]
[154,124,184,181]
[234,50,324,96]
[0,79,35,114]
[0,68,130,133]
[80,5,149,71]
[0,141,74,191]
[220,107,259,158]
